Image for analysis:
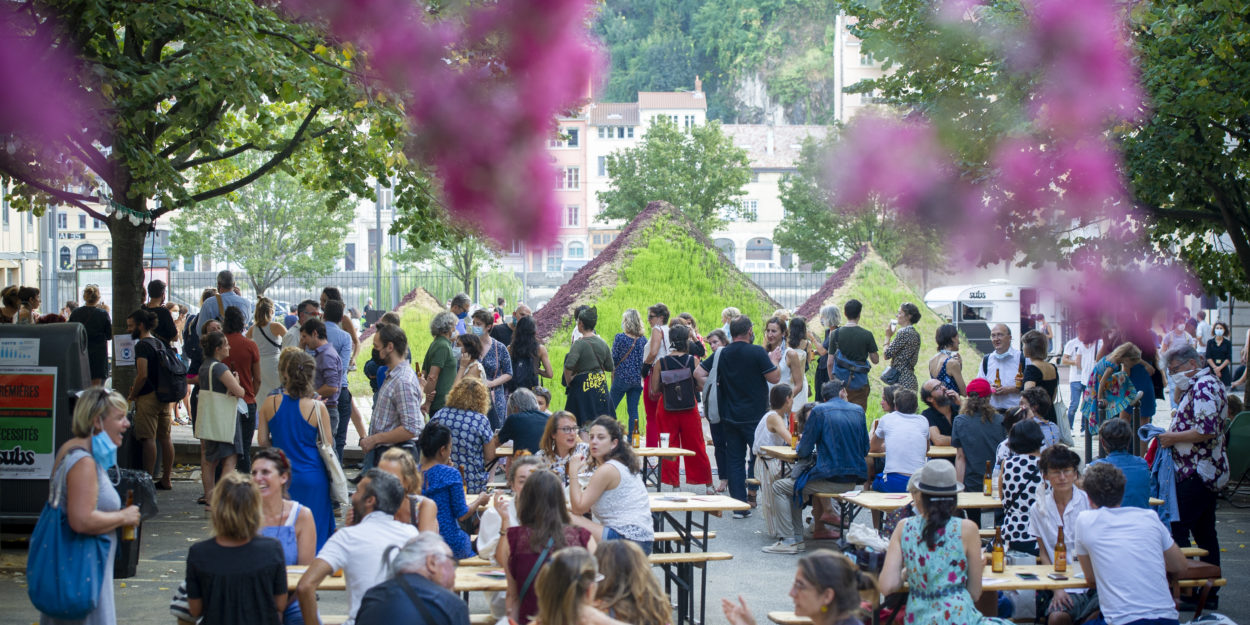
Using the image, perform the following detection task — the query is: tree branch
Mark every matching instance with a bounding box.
[184,105,325,207]
[174,141,258,171]
[2,168,110,222]
[1138,203,1225,224]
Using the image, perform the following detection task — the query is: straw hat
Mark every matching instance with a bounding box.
[911,459,964,495]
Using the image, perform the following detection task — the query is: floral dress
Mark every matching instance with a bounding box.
[1171,368,1230,491]
[535,441,589,484]
[899,516,1010,625]
[1081,357,1136,434]
[885,325,921,391]
[481,337,513,425]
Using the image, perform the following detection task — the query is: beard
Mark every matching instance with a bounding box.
[931,395,949,409]
[130,330,142,340]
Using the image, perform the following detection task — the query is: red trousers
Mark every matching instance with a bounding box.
[643,375,662,446]
[656,402,713,486]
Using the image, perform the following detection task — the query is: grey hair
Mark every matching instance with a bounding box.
[1165,344,1202,369]
[451,293,472,309]
[386,533,452,577]
[508,387,540,414]
[361,469,405,516]
[722,306,741,321]
[820,305,841,328]
[430,311,458,337]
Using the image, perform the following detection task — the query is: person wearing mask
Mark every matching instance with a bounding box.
[723,549,877,625]
[126,308,175,490]
[508,315,553,394]
[195,271,254,335]
[222,307,261,471]
[648,323,713,489]
[869,388,930,493]
[951,378,1006,493]
[498,470,595,624]
[449,293,472,335]
[882,302,922,392]
[281,300,320,350]
[428,377,497,493]
[470,309,514,428]
[69,286,113,386]
[296,470,418,625]
[567,416,656,554]
[36,388,141,625]
[977,323,1024,413]
[422,311,460,414]
[928,323,966,396]
[354,534,468,625]
[640,303,673,445]
[360,324,424,471]
[142,280,177,345]
[594,540,672,625]
[251,448,317,625]
[247,298,287,404]
[535,411,590,484]
[920,378,960,446]
[376,447,440,532]
[257,349,335,550]
[496,388,550,454]
[828,299,879,411]
[1060,321,1102,430]
[1206,321,1233,387]
[419,422,490,559]
[563,307,614,427]
[1087,418,1151,508]
[609,309,648,438]
[534,548,628,625]
[184,474,287,625]
[1029,446,1095,625]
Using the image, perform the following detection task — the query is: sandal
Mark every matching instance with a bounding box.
[747,492,758,508]
[196,495,208,506]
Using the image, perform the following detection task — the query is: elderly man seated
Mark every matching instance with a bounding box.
[355,533,469,625]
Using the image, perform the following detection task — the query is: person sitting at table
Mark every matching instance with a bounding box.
[1086,418,1150,509]
[496,388,550,454]
[354,533,469,625]
[419,422,491,560]
[869,388,930,492]
[535,411,590,484]
[594,540,671,625]
[498,470,596,625]
[1000,419,1045,553]
[921,378,960,446]
[1021,386,1063,451]
[251,448,317,625]
[377,446,439,533]
[478,456,546,619]
[953,378,1006,492]
[534,547,629,625]
[1074,463,1187,625]
[296,470,418,625]
[991,407,1026,484]
[567,416,656,554]
[428,377,498,493]
[879,461,1009,625]
[766,379,871,554]
[722,548,877,625]
[1028,445,1096,625]
[754,384,794,539]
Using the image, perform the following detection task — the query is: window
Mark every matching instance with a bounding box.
[860,51,875,65]
[684,115,696,130]
[2,195,8,228]
[530,248,544,271]
[76,243,99,264]
[738,199,759,219]
[598,126,633,139]
[78,214,86,229]
[183,255,195,271]
[27,210,33,231]
[566,205,580,227]
[598,126,607,139]
[597,156,607,177]
[627,126,634,138]
[549,128,579,148]
[59,246,71,269]
[344,243,356,271]
[714,238,736,260]
[745,237,773,261]
[546,244,563,272]
[780,250,794,270]
[509,239,522,255]
[57,211,67,229]
[93,218,103,229]
[568,241,585,259]
[750,172,760,183]
[558,167,580,190]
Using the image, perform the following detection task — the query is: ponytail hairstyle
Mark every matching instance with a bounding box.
[669,323,691,352]
[787,316,807,349]
[588,415,639,474]
[915,490,958,550]
[796,549,878,620]
[535,547,599,625]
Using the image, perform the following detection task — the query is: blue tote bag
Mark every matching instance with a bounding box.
[27,449,110,620]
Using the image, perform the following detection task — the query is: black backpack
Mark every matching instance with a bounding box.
[507,354,539,393]
[659,354,697,412]
[144,337,188,402]
[181,313,202,363]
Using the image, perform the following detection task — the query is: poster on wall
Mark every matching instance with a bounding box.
[0,367,58,480]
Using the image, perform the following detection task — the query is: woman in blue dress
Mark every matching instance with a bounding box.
[252,448,317,625]
[470,310,513,428]
[258,348,335,550]
[418,422,491,560]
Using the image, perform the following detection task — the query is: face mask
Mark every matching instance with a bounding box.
[372,348,381,362]
[171,311,180,320]
[1215,328,1225,337]
[470,326,485,337]
[456,310,468,320]
[1176,324,1186,332]
[91,430,117,471]
[1170,370,1194,391]
[451,345,463,361]
[993,350,1014,360]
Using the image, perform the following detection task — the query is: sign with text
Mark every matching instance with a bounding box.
[0,338,39,365]
[0,367,58,479]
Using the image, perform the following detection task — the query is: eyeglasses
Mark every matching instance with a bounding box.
[1047,468,1078,478]
[558,426,580,434]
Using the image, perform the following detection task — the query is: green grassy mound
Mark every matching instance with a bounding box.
[347,286,443,398]
[797,246,982,423]
[534,201,782,426]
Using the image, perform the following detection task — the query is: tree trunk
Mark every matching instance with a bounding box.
[108,199,150,398]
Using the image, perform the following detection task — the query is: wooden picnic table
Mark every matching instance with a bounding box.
[868,445,957,459]
[761,444,955,462]
[636,446,696,491]
[287,564,508,594]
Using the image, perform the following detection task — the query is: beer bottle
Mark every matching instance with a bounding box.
[1054,525,1067,573]
[121,490,136,541]
[631,429,641,448]
[991,527,1005,573]
[983,461,993,497]
[993,368,1002,388]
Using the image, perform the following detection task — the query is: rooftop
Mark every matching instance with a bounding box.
[589,102,640,126]
[722,124,832,169]
[638,91,707,111]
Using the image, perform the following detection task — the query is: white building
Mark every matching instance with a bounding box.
[0,184,43,287]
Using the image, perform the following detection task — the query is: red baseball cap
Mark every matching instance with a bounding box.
[965,377,993,398]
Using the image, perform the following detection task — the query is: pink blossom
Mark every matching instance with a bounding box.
[827,114,955,213]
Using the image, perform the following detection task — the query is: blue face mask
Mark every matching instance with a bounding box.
[993,350,1014,360]
[91,430,117,470]
[457,310,468,320]
[470,326,485,337]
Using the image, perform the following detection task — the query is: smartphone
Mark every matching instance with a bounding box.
[1016,573,1039,580]
[1047,573,1068,581]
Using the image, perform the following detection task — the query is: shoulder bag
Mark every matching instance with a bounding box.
[518,536,555,605]
[27,449,111,620]
[615,336,640,370]
[311,402,349,504]
[396,574,440,624]
[702,347,723,424]
[195,386,239,443]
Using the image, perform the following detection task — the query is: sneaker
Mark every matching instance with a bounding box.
[732,510,751,519]
[761,541,805,554]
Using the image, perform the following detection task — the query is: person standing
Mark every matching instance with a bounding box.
[126,309,174,490]
[1060,322,1102,429]
[609,309,648,438]
[1194,310,1212,357]
[640,304,672,445]
[813,306,840,403]
[449,293,472,335]
[281,301,320,350]
[1021,330,1060,425]
[827,300,878,411]
[778,318,810,414]
[300,319,342,429]
[222,307,261,472]
[507,316,553,393]
[470,309,513,428]
[562,308,613,428]
[695,316,781,510]
[322,299,355,461]
[928,323,966,396]
[422,311,460,414]
[360,324,424,470]
[1206,321,1233,387]
[246,298,287,401]
[977,324,1024,413]
[195,271,254,335]
[882,302,922,392]
[69,286,112,386]
[142,280,177,346]
[648,324,712,489]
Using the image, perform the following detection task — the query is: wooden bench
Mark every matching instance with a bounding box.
[321,616,349,625]
[470,614,495,625]
[747,478,761,487]
[1181,547,1209,558]
[654,530,717,543]
[650,551,734,625]
[767,611,811,625]
[648,551,733,566]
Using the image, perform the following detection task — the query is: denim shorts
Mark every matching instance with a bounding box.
[602,527,653,555]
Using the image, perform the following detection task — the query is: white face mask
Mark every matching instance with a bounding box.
[1170,369,1195,391]
[1215,328,1225,337]
[171,311,180,320]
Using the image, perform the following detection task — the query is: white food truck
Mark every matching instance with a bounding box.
[923,281,1067,355]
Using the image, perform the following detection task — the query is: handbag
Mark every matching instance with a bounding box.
[702,347,723,424]
[518,536,555,603]
[880,366,902,385]
[312,402,349,505]
[27,449,111,620]
[1053,398,1074,446]
[195,382,238,444]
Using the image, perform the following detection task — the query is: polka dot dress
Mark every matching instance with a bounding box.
[1001,454,1041,543]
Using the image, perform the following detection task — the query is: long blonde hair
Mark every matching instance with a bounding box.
[535,547,598,625]
[379,447,423,495]
[594,541,669,625]
[255,297,275,328]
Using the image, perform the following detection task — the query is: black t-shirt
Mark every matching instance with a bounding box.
[490,324,513,347]
[922,406,953,438]
[144,305,177,345]
[134,337,163,395]
[1023,362,1059,422]
[700,341,776,425]
[497,410,548,453]
[829,325,878,362]
[68,305,112,345]
[185,536,286,625]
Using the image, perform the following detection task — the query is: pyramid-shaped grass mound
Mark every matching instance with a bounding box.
[348,286,443,397]
[796,245,982,422]
[535,201,783,420]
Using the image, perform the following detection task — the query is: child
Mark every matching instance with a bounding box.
[533,386,553,415]
[753,384,793,542]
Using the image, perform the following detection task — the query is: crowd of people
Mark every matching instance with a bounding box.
[22,272,1240,625]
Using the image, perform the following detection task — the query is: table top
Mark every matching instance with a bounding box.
[648,493,751,513]
[287,565,508,593]
[496,445,692,458]
[868,446,957,459]
[832,490,1003,511]
[759,445,798,462]
[287,566,346,591]
[982,564,1090,591]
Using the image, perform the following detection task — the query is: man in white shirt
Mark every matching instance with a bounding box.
[1060,323,1102,429]
[1194,310,1212,356]
[1029,446,1095,625]
[297,470,420,625]
[977,324,1024,412]
[869,388,930,492]
[1073,463,1187,625]
[282,300,321,350]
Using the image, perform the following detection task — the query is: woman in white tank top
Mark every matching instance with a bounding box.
[567,416,655,554]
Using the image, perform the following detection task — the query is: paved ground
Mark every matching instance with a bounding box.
[2,390,1248,624]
